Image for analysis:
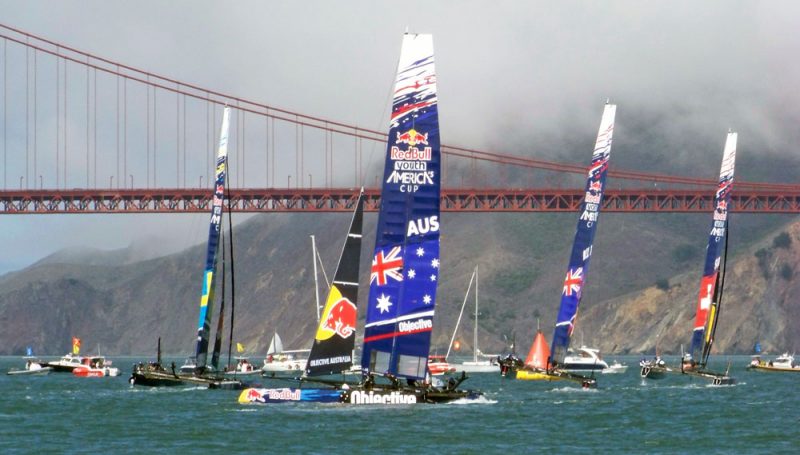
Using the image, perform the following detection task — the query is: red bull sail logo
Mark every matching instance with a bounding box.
[391,128,432,161]
[315,285,357,341]
[396,128,428,147]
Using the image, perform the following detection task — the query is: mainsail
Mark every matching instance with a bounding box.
[688,131,737,366]
[194,106,231,370]
[361,34,441,380]
[305,189,366,376]
[550,104,616,366]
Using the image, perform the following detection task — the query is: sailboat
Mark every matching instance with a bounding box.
[640,131,737,385]
[131,106,243,389]
[261,332,307,375]
[239,188,366,402]
[239,34,480,405]
[501,103,617,388]
[446,266,500,373]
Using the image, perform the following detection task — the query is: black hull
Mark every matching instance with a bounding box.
[241,374,483,405]
[684,368,736,385]
[130,363,247,389]
[639,363,735,385]
[47,364,79,373]
[640,364,671,379]
[129,371,185,387]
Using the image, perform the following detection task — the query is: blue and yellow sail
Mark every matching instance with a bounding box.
[689,131,736,366]
[195,107,231,370]
[361,34,441,380]
[550,104,616,366]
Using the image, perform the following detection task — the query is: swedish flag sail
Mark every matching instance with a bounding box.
[550,104,616,366]
[688,131,736,366]
[361,34,441,380]
[195,107,231,370]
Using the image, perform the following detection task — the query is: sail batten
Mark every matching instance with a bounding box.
[305,190,366,377]
[550,104,616,366]
[689,131,737,365]
[194,107,231,370]
[361,34,441,380]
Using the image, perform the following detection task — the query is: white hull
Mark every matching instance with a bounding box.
[601,362,628,374]
[7,367,52,376]
[262,359,306,375]
[453,361,500,373]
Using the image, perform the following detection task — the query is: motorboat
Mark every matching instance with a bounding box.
[427,355,455,376]
[559,346,609,372]
[602,360,628,374]
[7,357,52,376]
[72,356,120,377]
[224,357,261,376]
[46,354,86,372]
[747,353,800,372]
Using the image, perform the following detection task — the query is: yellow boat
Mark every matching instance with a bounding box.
[515,369,564,381]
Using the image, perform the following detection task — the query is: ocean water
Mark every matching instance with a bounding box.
[1,355,797,454]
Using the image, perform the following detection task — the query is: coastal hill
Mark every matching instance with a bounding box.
[0,207,797,357]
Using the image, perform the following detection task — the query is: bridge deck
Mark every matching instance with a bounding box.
[1,188,799,214]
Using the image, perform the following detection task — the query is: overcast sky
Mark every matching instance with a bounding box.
[1,1,799,273]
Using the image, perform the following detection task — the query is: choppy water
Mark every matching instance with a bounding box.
[1,355,797,454]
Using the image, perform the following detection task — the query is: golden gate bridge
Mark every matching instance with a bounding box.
[1,23,798,214]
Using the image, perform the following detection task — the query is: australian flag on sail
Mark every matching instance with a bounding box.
[551,104,616,366]
[361,34,441,380]
[195,107,230,370]
[689,131,736,361]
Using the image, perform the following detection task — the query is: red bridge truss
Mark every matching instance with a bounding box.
[2,187,799,214]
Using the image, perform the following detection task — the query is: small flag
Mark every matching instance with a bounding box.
[236,342,244,353]
[72,337,81,355]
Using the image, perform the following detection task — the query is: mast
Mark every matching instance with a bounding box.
[226,182,237,372]
[305,189,365,376]
[361,34,442,380]
[311,235,321,322]
[194,106,231,370]
[688,131,736,365]
[550,103,616,366]
[445,269,476,360]
[702,231,728,365]
[210,227,227,371]
[474,265,479,363]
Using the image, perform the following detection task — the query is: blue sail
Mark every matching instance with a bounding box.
[361,34,441,380]
[550,104,616,366]
[195,107,231,370]
[688,131,736,364]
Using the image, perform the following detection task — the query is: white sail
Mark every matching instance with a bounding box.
[267,333,284,355]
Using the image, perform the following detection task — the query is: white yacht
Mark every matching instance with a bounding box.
[560,346,609,372]
[46,354,86,372]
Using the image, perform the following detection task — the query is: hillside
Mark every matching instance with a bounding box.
[0,207,796,356]
[580,218,800,355]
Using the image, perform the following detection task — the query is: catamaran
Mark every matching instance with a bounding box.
[239,34,480,405]
[640,131,737,385]
[130,107,243,389]
[500,103,617,388]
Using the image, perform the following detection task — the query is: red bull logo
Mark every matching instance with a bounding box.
[395,128,428,147]
[322,298,357,339]
[316,286,357,341]
[239,388,265,403]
